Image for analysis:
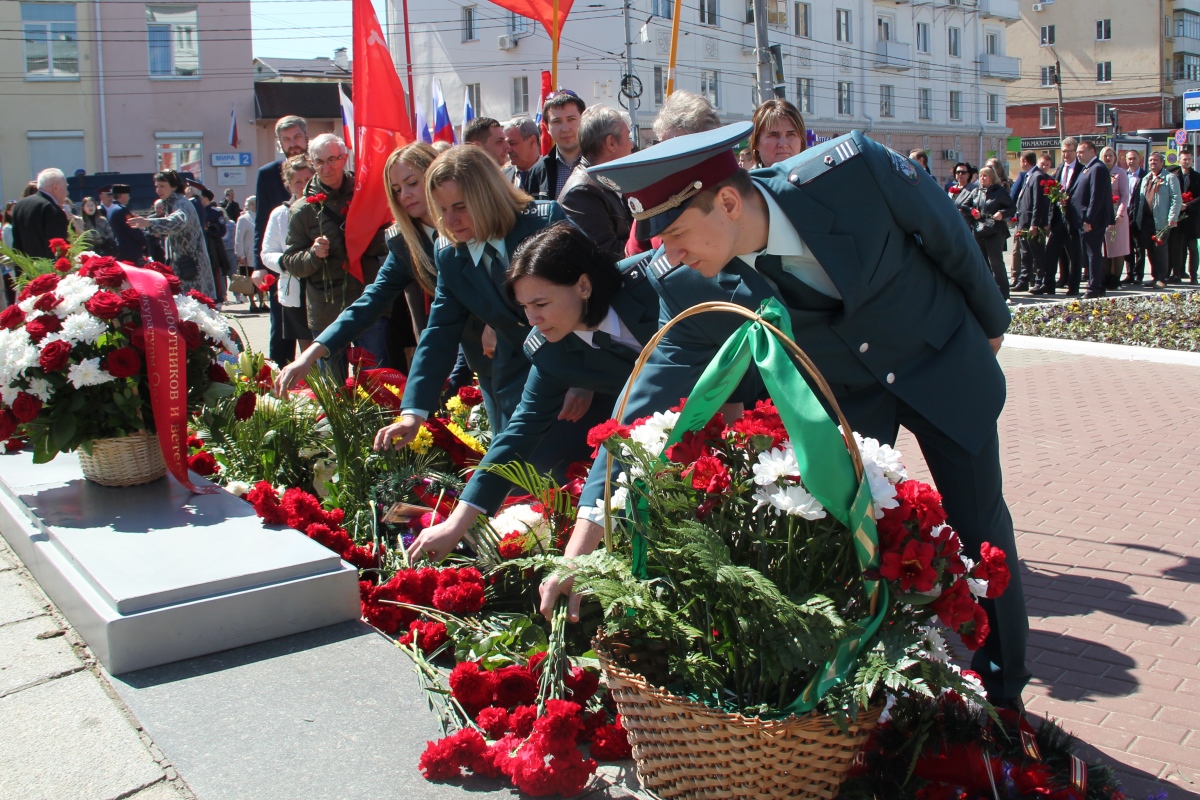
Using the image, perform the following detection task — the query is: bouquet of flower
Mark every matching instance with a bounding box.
[0,236,235,460]
[1016,227,1048,245]
[1041,178,1068,207]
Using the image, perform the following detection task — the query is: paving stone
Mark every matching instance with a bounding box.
[0,670,164,800]
[122,779,188,799]
[0,571,49,626]
[0,616,81,696]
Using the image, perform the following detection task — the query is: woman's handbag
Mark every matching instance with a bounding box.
[171,252,199,280]
[228,273,257,296]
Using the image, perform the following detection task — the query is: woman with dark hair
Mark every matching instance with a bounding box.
[79,196,117,256]
[403,221,664,562]
[749,99,807,168]
[948,161,977,229]
[127,170,217,298]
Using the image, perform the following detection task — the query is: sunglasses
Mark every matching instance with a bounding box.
[955,169,968,174]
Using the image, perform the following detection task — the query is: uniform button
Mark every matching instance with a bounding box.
[859,342,869,353]
[886,372,895,384]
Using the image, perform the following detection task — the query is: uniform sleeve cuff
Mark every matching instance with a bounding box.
[400,409,429,420]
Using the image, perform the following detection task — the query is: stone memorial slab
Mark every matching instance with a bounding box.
[0,451,359,674]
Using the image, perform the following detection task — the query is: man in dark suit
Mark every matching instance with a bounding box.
[528,91,586,200]
[1169,152,1200,284]
[11,168,69,259]
[108,184,147,265]
[254,115,309,366]
[1124,150,1147,284]
[1070,140,1115,298]
[1014,151,1049,293]
[1033,138,1082,296]
[554,123,1029,710]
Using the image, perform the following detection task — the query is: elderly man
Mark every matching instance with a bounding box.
[504,116,542,193]
[279,133,388,364]
[1137,151,1181,288]
[558,105,635,258]
[256,115,310,365]
[464,117,511,166]
[529,90,586,200]
[11,168,70,258]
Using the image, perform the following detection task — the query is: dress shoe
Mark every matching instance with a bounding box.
[1191,277,1199,285]
[1119,276,1135,284]
[1055,279,1068,288]
[1155,280,1168,288]
[1029,286,1052,295]
[1064,289,1080,297]
[1105,275,1120,290]
[1083,290,1105,299]
[1012,281,1030,292]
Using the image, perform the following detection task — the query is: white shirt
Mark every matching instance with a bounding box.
[573,305,641,352]
[466,237,507,268]
[735,186,841,299]
[260,201,302,308]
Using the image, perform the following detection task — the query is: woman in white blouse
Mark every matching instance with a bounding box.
[256,155,314,352]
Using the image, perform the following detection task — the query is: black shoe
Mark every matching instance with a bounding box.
[1029,286,1051,295]
[989,695,1028,716]
[1191,277,1198,285]
[1119,276,1135,284]
[1012,282,1030,292]
[1064,289,1080,297]
[1083,290,1105,299]
[1056,279,1068,288]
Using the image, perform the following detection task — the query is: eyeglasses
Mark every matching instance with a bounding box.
[313,154,346,168]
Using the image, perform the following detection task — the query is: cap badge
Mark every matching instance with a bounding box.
[627,196,644,215]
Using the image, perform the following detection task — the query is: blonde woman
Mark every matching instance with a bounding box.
[1100,146,1130,288]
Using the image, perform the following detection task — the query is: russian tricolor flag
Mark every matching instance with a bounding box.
[415,97,432,144]
[339,83,355,151]
[432,80,455,144]
[461,87,475,143]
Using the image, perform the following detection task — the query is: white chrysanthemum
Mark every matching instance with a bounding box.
[17,296,38,314]
[920,625,951,664]
[224,480,251,497]
[0,328,39,386]
[58,312,108,345]
[67,357,115,389]
[752,442,799,485]
[174,294,202,321]
[55,274,99,315]
[628,410,679,457]
[491,503,551,543]
[753,484,827,519]
[864,462,899,519]
[0,387,16,406]
[840,427,906,518]
[25,377,52,402]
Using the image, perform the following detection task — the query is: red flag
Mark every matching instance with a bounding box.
[487,0,574,40]
[346,0,414,283]
[538,69,554,156]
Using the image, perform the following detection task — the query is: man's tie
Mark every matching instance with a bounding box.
[590,330,637,362]
[481,243,520,312]
[756,255,842,311]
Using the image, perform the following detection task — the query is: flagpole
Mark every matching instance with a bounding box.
[665,0,683,96]
[551,0,559,90]
[401,0,416,129]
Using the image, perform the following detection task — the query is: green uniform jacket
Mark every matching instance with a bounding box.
[580,130,1010,511]
[400,202,566,430]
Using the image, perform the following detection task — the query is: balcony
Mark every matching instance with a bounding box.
[978,0,1020,21]
[1175,35,1200,57]
[874,39,912,71]
[1176,0,1200,14]
[980,53,1021,82]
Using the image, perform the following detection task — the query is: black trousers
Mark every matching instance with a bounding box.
[267,286,297,367]
[1078,229,1107,294]
[1015,237,1039,286]
[843,390,1030,701]
[1139,223,1170,282]
[1126,221,1145,281]
[977,234,1010,299]
[1040,224,1080,292]
[1168,227,1199,280]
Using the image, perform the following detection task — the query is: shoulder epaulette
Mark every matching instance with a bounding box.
[647,252,680,280]
[619,251,655,286]
[526,200,555,218]
[523,329,548,359]
[788,134,861,186]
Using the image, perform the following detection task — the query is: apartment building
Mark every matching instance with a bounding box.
[0,1,257,204]
[389,0,1019,179]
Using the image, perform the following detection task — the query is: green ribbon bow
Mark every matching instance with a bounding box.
[627,297,889,717]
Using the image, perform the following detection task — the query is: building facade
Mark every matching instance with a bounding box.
[0,0,256,205]
[1005,0,1178,162]
[388,0,1018,180]
[252,53,351,175]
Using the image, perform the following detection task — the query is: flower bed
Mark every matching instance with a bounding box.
[1009,292,1200,352]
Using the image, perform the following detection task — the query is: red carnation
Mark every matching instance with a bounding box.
[103,347,142,379]
[930,579,976,629]
[48,238,69,256]
[895,480,947,533]
[475,707,510,739]
[589,719,633,761]
[970,541,1011,599]
[10,393,42,424]
[493,665,539,709]
[86,290,124,320]
[0,410,17,441]
[25,273,60,297]
[0,306,25,330]
[507,704,538,737]
[497,531,529,559]
[38,339,72,372]
[683,455,731,494]
[418,737,462,781]
[306,193,327,204]
[948,186,962,195]
[259,273,277,290]
[457,385,483,407]
[93,265,126,288]
[186,290,217,309]
[448,661,497,714]
[179,320,202,351]
[432,581,485,614]
[54,257,71,273]
[970,208,981,219]
[187,450,218,476]
[281,487,325,529]
[586,419,631,456]
[564,665,600,704]
[1112,194,1121,204]
[1011,760,1056,796]
[1184,192,1195,205]
[344,346,377,368]
[959,603,990,651]
[732,399,787,449]
[879,539,939,593]
[398,619,449,655]
[234,391,257,421]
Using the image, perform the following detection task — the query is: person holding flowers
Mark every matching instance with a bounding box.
[966,166,1016,301]
[257,155,316,355]
[1137,151,1180,289]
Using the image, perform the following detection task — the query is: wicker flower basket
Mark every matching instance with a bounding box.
[77,431,167,487]
[595,635,882,800]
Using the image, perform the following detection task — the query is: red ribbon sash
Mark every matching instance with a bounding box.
[122,266,217,494]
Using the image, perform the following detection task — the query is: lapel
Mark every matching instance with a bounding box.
[454,242,522,326]
[610,286,659,345]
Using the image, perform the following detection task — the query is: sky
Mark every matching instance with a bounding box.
[251,0,390,61]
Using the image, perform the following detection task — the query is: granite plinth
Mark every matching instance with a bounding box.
[0,451,359,674]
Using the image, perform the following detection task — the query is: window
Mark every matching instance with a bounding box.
[462,6,477,41]
[700,69,720,107]
[654,65,665,105]
[987,93,999,123]
[1096,19,1111,40]
[877,15,893,41]
[27,131,85,178]
[699,0,718,26]
[1096,103,1115,126]
[1040,106,1057,130]
[1164,97,1178,127]
[986,32,1000,55]
[156,138,203,182]
[1176,11,1200,39]
[880,84,894,117]
[466,83,482,115]
[916,22,930,54]
[21,2,78,80]
[1096,61,1112,82]
[512,76,529,114]
[949,90,962,120]
[1040,25,1055,45]
[1177,54,1200,82]
[836,9,851,43]
[796,77,812,113]
[837,81,853,115]
[652,0,673,18]
[795,2,810,37]
[948,27,961,57]
[919,88,931,120]
[768,0,787,27]
[147,5,199,78]
[1040,66,1056,87]
[509,12,531,34]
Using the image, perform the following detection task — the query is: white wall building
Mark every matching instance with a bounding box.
[388,0,1018,177]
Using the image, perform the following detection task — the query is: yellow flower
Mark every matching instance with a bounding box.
[407,425,434,455]
[445,396,466,416]
[445,420,486,454]
[1126,314,1134,320]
